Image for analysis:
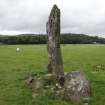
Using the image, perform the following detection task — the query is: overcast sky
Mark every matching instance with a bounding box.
[0,0,105,37]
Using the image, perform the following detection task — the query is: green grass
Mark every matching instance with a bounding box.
[0,44,105,105]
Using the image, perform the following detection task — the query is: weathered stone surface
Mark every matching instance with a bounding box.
[25,71,91,102]
[26,76,35,89]
[26,76,43,92]
[47,5,64,77]
[64,71,91,101]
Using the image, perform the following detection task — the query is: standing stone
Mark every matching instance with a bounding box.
[46,5,64,78]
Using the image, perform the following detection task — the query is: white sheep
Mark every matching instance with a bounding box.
[16,48,20,52]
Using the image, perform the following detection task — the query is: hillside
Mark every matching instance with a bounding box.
[0,33,105,44]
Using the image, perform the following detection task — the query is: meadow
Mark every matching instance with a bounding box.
[0,44,105,105]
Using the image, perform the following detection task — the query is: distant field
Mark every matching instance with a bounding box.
[0,44,105,105]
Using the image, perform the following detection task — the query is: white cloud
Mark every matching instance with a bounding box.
[0,0,105,37]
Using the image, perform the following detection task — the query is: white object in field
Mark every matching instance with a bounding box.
[16,48,20,52]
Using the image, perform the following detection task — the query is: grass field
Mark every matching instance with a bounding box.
[0,44,105,105]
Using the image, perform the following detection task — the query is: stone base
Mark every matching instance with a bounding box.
[25,71,91,102]
[64,71,91,101]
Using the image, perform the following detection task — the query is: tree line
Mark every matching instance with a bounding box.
[0,33,105,44]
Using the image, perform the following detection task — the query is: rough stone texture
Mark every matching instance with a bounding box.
[46,5,64,77]
[26,76,43,93]
[64,71,91,101]
[25,71,91,102]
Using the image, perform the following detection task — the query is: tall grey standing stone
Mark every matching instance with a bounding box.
[46,5,64,78]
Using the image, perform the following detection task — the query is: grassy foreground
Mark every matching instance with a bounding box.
[0,44,105,105]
